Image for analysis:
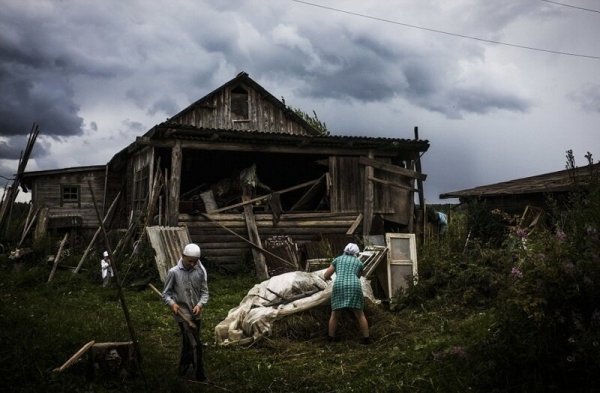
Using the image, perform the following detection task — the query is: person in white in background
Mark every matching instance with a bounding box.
[100,251,113,287]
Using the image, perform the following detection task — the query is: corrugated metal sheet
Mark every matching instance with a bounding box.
[146,226,191,283]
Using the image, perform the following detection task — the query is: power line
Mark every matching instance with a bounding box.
[541,0,600,14]
[289,0,600,60]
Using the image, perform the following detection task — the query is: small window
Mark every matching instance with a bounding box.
[61,185,80,207]
[231,86,249,119]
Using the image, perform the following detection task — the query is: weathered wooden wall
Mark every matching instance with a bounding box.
[180,212,360,266]
[31,171,107,228]
[173,83,312,135]
[329,156,412,225]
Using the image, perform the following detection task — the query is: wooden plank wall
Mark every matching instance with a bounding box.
[32,171,106,228]
[180,212,359,266]
[174,83,311,135]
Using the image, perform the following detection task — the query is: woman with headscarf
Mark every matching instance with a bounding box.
[323,243,371,344]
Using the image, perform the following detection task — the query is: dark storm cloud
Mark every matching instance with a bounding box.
[0,66,83,138]
[0,9,85,139]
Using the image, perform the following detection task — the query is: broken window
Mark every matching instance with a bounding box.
[60,185,80,207]
[231,86,249,119]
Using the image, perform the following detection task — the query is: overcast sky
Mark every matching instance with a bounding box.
[1,0,599,204]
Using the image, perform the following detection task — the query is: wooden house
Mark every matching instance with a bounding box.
[105,72,429,270]
[21,72,429,273]
[439,163,600,213]
[20,165,119,243]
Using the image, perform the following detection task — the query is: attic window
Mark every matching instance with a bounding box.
[60,185,80,207]
[231,86,249,119]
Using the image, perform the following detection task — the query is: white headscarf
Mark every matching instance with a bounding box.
[343,243,360,256]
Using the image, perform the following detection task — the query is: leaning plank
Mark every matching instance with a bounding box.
[145,226,191,282]
[48,232,69,283]
[53,340,96,372]
[346,213,363,235]
[242,191,269,279]
[208,177,322,214]
[74,192,121,274]
[289,174,325,211]
[368,176,417,192]
[92,341,133,350]
[363,247,388,278]
[200,213,294,268]
[359,156,427,181]
[17,207,39,248]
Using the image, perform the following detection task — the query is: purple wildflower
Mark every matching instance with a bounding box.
[510,266,523,279]
[556,229,567,243]
[514,227,528,239]
[450,346,466,358]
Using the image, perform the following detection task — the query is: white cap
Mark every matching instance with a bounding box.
[183,243,201,258]
[103,251,109,257]
[343,243,360,256]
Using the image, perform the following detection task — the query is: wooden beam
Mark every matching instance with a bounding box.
[87,182,143,364]
[200,213,295,268]
[74,192,121,274]
[363,152,374,237]
[208,177,322,214]
[242,189,269,279]
[168,141,182,226]
[137,138,400,157]
[53,340,96,372]
[368,176,417,192]
[346,213,363,235]
[359,156,427,181]
[414,126,425,242]
[289,174,325,211]
[47,232,69,283]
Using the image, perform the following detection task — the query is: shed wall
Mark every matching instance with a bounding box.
[31,171,106,228]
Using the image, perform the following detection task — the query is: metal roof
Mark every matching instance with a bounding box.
[440,163,599,199]
[151,124,429,152]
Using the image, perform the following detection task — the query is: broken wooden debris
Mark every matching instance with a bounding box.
[54,340,96,373]
[200,212,295,271]
[263,236,301,276]
[145,225,192,283]
[54,340,137,378]
[208,177,323,214]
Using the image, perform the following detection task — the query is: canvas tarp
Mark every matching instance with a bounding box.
[214,269,379,345]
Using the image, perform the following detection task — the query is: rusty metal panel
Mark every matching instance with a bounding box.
[145,226,191,282]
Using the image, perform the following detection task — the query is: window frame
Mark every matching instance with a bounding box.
[60,184,81,207]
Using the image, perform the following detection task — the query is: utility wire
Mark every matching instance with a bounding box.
[290,0,600,60]
[541,0,600,13]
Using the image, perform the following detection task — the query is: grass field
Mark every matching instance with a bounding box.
[0,260,484,393]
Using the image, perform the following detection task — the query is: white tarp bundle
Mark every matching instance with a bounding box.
[214,269,378,345]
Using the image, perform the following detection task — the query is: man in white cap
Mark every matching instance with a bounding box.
[100,251,113,287]
[162,243,209,381]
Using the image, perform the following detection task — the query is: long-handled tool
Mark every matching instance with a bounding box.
[148,283,197,329]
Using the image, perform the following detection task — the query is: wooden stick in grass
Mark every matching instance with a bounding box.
[53,340,95,372]
[148,283,197,329]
